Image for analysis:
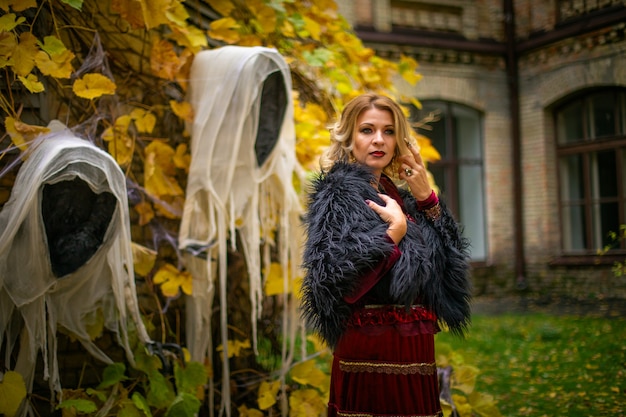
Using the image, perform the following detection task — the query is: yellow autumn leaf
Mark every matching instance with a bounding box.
[205,0,235,17]
[0,370,27,417]
[306,334,330,354]
[18,73,44,93]
[129,108,156,134]
[73,73,117,99]
[290,360,329,391]
[237,34,263,47]
[170,100,194,122]
[140,0,172,29]
[173,143,191,172]
[409,96,423,110]
[35,49,74,78]
[35,36,75,78]
[150,38,184,80]
[416,134,441,163]
[281,19,295,38]
[0,13,25,31]
[288,388,327,417]
[4,0,37,12]
[468,391,503,417]
[398,55,422,86]
[153,263,192,297]
[451,393,473,417]
[237,405,264,417]
[216,338,251,359]
[248,0,277,34]
[134,200,155,226]
[131,241,157,276]
[208,17,240,44]
[264,262,291,296]
[84,308,105,340]
[452,364,478,394]
[5,117,49,150]
[144,140,184,197]
[439,397,454,417]
[170,24,208,52]
[165,1,189,26]
[257,380,280,410]
[302,16,321,40]
[110,0,145,29]
[102,119,134,166]
[12,32,38,76]
[0,32,17,64]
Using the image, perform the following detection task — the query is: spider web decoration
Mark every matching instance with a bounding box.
[0,127,151,414]
[179,46,303,417]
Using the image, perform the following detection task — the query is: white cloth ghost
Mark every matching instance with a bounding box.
[0,128,151,414]
[179,46,303,416]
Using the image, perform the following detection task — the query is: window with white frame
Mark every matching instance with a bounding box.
[411,100,487,261]
[555,88,626,254]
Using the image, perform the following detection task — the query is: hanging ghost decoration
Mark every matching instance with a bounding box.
[0,127,151,413]
[179,46,303,416]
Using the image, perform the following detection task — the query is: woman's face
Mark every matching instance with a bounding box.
[352,107,397,178]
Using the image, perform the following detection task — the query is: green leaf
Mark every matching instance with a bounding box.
[302,48,333,67]
[164,392,201,417]
[174,361,207,395]
[97,362,128,389]
[86,387,107,402]
[132,392,153,417]
[59,0,84,10]
[147,371,176,409]
[117,399,143,417]
[0,14,25,32]
[56,398,98,413]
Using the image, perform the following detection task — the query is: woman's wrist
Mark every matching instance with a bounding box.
[416,190,438,210]
[386,221,407,245]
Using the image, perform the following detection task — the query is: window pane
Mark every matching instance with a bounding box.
[430,165,446,196]
[591,150,617,198]
[412,102,447,156]
[559,154,584,201]
[453,105,482,159]
[458,165,486,260]
[557,99,584,144]
[593,202,620,250]
[590,92,616,138]
[562,204,587,251]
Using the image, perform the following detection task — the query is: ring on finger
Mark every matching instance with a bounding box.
[404,167,413,176]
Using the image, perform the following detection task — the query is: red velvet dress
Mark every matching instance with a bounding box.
[327,179,443,417]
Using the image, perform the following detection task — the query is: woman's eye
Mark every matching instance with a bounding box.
[385,129,395,135]
[360,128,372,134]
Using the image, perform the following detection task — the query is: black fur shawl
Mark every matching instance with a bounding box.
[300,162,472,348]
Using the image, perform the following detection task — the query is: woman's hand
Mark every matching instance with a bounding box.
[366,193,407,244]
[398,142,432,201]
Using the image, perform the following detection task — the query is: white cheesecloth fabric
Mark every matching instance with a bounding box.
[179,46,303,417]
[0,128,151,413]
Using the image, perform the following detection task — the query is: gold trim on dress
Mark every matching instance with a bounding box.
[339,360,437,375]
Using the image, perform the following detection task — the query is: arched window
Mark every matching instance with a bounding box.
[412,100,487,261]
[555,88,626,254]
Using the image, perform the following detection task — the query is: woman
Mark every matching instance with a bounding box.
[300,93,472,416]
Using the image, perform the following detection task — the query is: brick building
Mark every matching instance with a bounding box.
[337,0,626,301]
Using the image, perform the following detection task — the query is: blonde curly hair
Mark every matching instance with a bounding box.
[320,93,413,179]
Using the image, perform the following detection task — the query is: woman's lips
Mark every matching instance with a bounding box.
[370,151,385,157]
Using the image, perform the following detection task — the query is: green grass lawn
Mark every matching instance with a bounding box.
[436,313,626,417]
